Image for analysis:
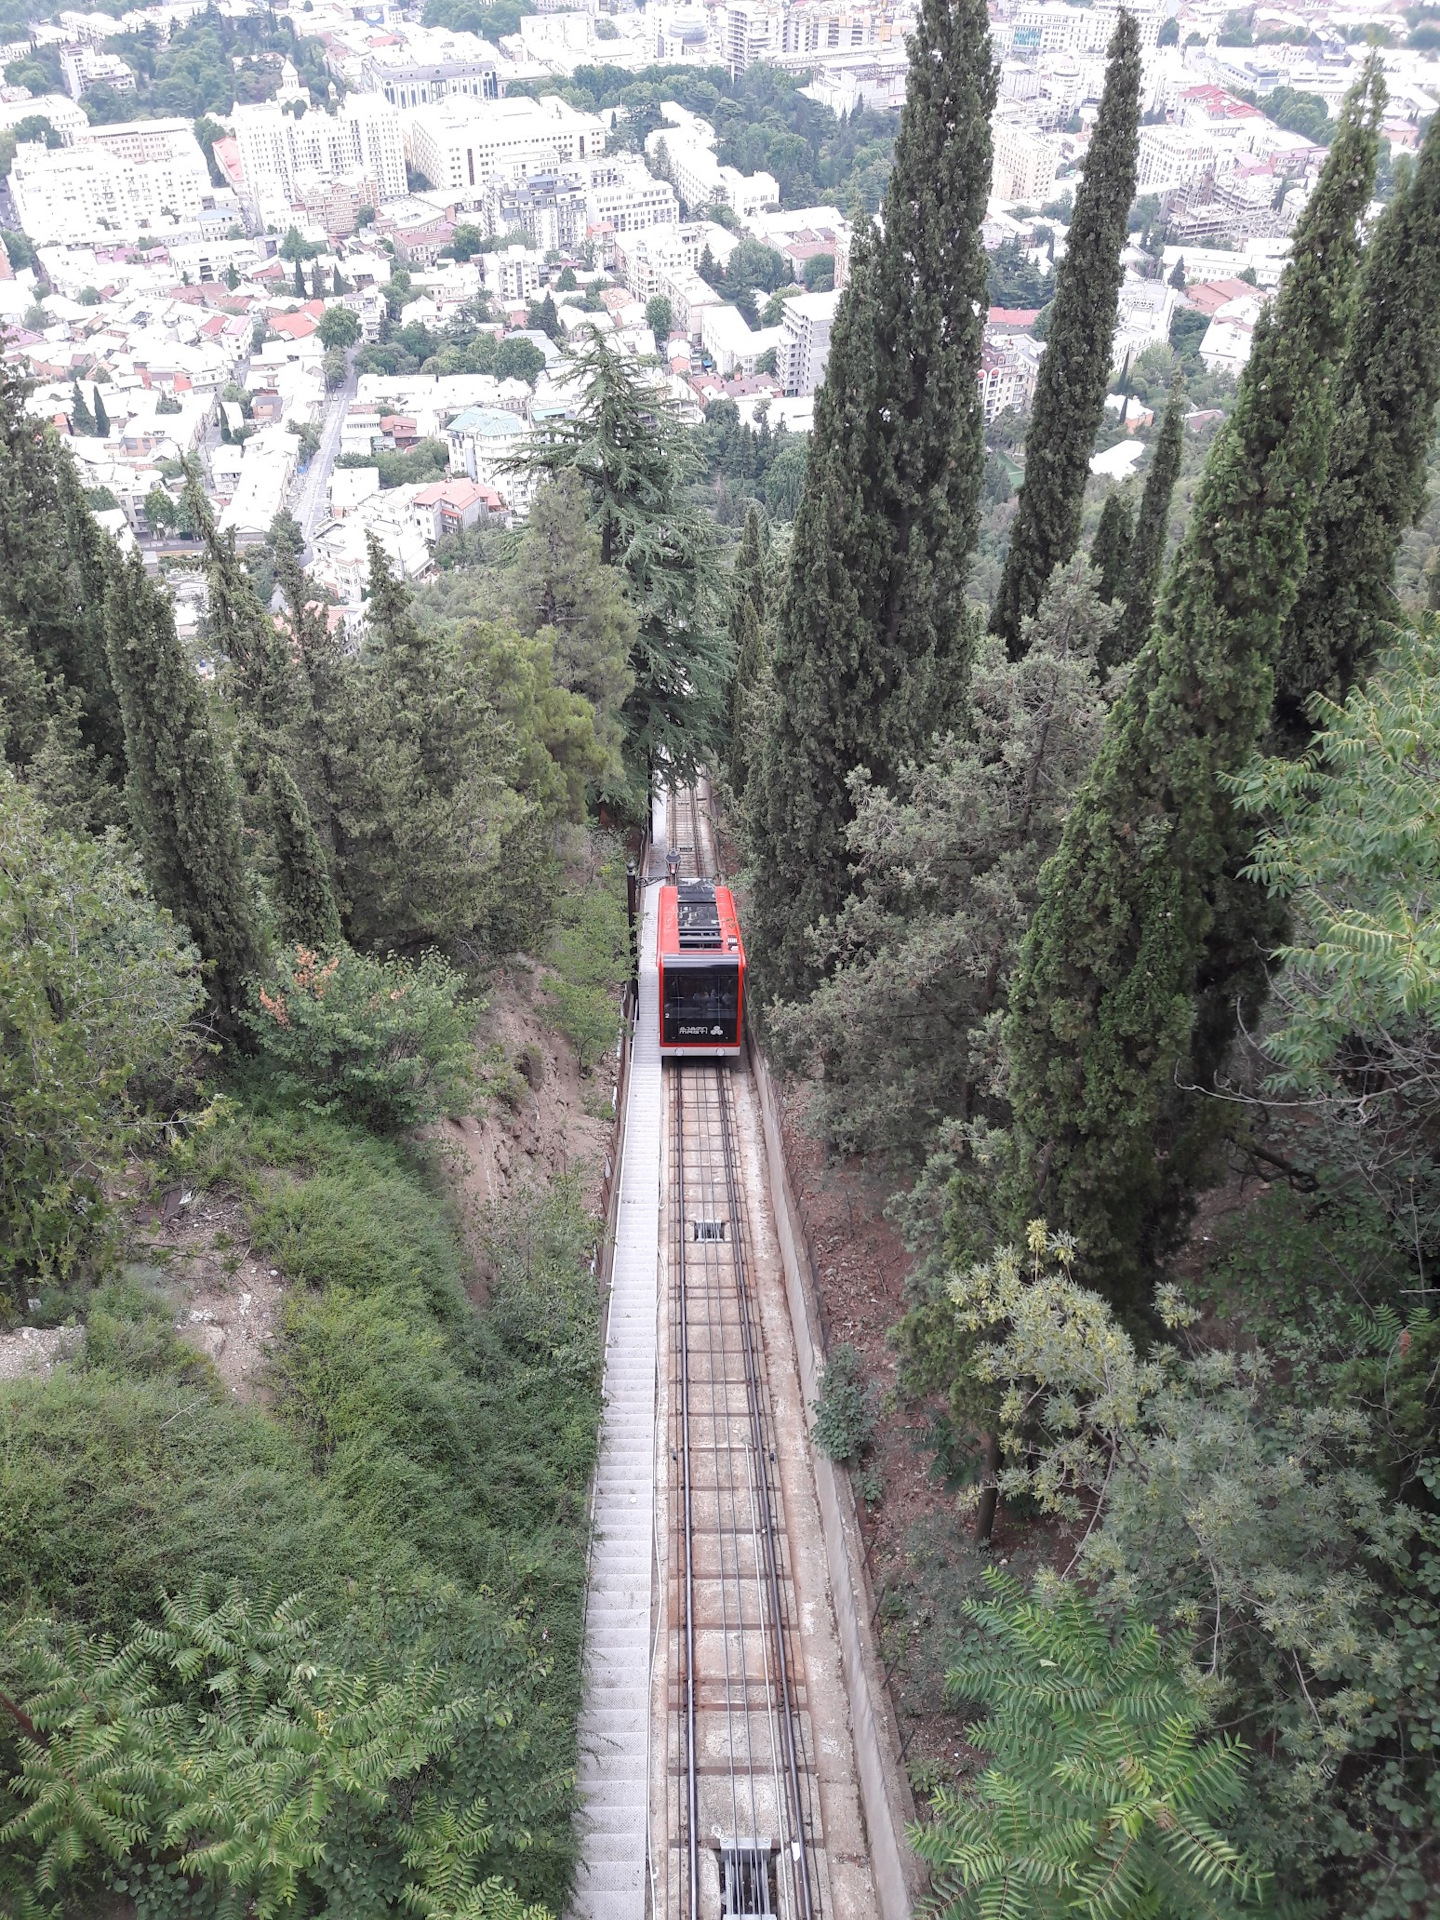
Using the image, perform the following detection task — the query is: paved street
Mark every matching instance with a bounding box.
[296,350,357,558]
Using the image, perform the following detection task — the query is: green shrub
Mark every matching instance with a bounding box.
[81,1268,211,1383]
[0,772,204,1301]
[0,1088,604,1913]
[544,868,628,1074]
[244,945,477,1131]
[811,1342,882,1463]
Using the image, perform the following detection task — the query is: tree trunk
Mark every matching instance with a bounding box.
[973,1432,1001,1546]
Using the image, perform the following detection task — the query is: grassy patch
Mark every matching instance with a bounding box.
[0,1076,603,1914]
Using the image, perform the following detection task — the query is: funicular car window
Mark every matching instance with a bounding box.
[663,962,739,1043]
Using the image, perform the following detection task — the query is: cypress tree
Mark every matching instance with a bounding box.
[726,503,767,795]
[293,259,306,298]
[990,13,1142,657]
[91,386,108,438]
[105,548,262,1012]
[0,371,124,786]
[1090,491,1133,602]
[1003,68,1384,1297]
[311,262,326,299]
[69,380,94,435]
[1106,374,1185,668]
[276,544,352,895]
[517,330,724,791]
[1272,108,1440,742]
[748,0,997,1000]
[267,756,342,950]
[189,476,295,775]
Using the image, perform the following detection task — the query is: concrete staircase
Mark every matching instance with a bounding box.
[568,881,662,1920]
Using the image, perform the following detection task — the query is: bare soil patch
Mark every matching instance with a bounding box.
[130,1187,286,1403]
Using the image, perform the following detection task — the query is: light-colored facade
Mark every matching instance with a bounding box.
[407,95,607,202]
[990,121,1060,204]
[647,121,778,222]
[360,28,501,108]
[11,122,212,244]
[776,288,840,396]
[233,96,406,230]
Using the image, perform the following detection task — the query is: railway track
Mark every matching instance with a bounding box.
[661,780,825,1920]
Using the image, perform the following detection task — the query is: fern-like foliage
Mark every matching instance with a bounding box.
[914,1569,1271,1918]
[0,1581,550,1920]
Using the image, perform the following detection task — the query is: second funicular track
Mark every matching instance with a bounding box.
[663,782,823,1920]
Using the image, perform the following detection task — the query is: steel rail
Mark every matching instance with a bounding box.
[715,1065,817,1920]
[675,1067,701,1920]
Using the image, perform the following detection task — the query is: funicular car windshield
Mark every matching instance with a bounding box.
[662,959,740,1046]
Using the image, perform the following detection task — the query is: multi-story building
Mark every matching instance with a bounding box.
[488,174,590,254]
[485,243,543,305]
[977,336,1040,419]
[407,95,607,204]
[776,288,840,396]
[645,118,778,222]
[359,28,501,108]
[232,95,406,230]
[990,122,1060,204]
[60,44,134,97]
[585,159,679,237]
[0,91,87,139]
[11,119,212,244]
[1003,0,1161,57]
[1137,124,1220,192]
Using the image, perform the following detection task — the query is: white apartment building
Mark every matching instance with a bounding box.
[585,160,679,236]
[407,95,607,202]
[978,336,1041,419]
[11,120,211,244]
[359,27,501,107]
[233,96,406,230]
[646,120,778,222]
[1005,0,1161,57]
[1137,124,1220,191]
[0,92,87,138]
[484,243,543,304]
[1112,279,1176,371]
[991,122,1060,204]
[60,43,134,97]
[777,289,840,397]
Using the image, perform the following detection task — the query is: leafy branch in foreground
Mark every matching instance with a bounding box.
[915,1567,1269,1920]
[0,1583,549,1920]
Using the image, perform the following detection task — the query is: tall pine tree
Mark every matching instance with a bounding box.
[189,476,295,785]
[105,549,262,1012]
[1272,107,1440,741]
[1090,491,1134,602]
[990,12,1142,657]
[726,502,768,796]
[0,370,124,789]
[1107,374,1185,668]
[1003,68,1384,1298]
[516,330,723,796]
[69,381,94,435]
[267,756,342,951]
[748,0,996,1001]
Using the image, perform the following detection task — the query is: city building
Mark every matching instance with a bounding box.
[359,27,501,107]
[407,95,607,203]
[776,288,840,396]
[60,43,135,96]
[977,334,1041,419]
[10,120,214,245]
[990,122,1060,204]
[646,115,779,222]
[445,402,536,509]
[232,95,406,230]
